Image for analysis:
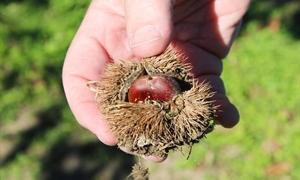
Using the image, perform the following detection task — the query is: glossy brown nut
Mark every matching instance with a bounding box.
[128,75,182,103]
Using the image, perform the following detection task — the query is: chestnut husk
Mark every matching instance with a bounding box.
[88,48,217,157]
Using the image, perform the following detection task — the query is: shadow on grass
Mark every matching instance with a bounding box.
[41,138,134,180]
[0,104,62,166]
[240,0,300,39]
[1,103,135,180]
[0,0,49,6]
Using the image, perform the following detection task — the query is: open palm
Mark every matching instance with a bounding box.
[63,0,250,162]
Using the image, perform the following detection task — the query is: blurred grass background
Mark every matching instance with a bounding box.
[0,0,299,180]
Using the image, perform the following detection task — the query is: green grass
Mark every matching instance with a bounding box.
[1,1,299,180]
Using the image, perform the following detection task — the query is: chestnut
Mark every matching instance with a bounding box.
[128,75,182,103]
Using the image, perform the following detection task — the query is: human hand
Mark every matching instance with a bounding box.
[62,0,251,162]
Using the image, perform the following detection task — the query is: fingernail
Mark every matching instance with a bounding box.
[142,155,167,163]
[130,25,162,48]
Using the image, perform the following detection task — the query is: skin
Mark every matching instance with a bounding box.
[62,0,251,162]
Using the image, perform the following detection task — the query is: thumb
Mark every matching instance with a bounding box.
[125,0,174,57]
